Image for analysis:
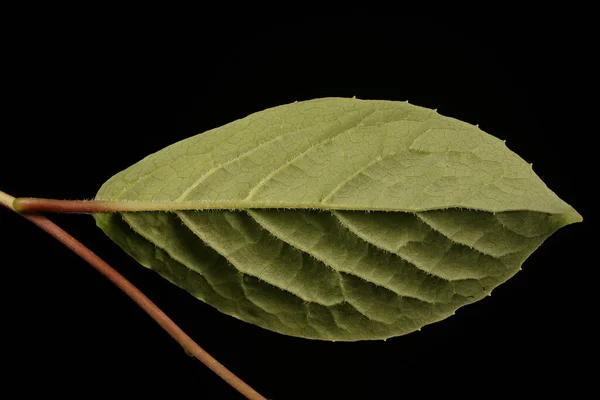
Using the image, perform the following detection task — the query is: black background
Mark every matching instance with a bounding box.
[0,14,592,399]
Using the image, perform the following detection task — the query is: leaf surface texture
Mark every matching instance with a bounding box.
[95,98,581,340]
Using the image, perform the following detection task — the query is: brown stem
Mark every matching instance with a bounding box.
[13,197,116,213]
[1,190,266,400]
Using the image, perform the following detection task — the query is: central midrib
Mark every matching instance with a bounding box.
[99,199,564,215]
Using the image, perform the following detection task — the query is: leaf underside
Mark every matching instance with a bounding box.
[94,98,581,341]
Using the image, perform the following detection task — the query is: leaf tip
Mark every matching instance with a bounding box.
[559,206,584,225]
[570,210,583,224]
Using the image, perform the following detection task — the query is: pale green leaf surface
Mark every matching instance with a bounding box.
[94,98,581,340]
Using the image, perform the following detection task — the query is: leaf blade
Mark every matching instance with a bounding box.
[94,97,581,340]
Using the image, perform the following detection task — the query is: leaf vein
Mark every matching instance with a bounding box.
[176,211,338,307]
[246,210,438,305]
[244,108,378,201]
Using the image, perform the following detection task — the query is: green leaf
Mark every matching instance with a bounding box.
[94,97,581,341]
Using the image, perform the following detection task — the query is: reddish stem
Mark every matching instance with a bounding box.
[13,197,114,213]
[0,190,266,400]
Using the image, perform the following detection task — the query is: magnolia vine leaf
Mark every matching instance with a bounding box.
[94,97,581,341]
